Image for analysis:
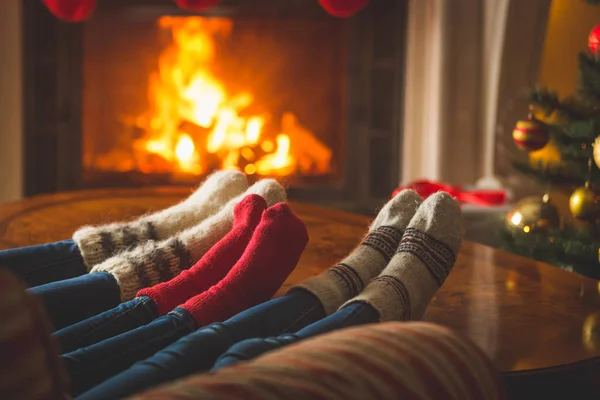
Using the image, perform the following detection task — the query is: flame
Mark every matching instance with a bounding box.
[175,133,201,174]
[256,134,296,176]
[125,16,332,179]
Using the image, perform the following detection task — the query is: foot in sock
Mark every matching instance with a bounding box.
[214,193,462,370]
[180,202,309,327]
[344,191,463,321]
[74,170,248,268]
[137,194,267,315]
[293,189,422,314]
[91,179,287,301]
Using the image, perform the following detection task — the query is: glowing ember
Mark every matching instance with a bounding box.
[125,16,332,178]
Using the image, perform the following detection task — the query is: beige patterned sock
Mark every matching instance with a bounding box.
[343,191,463,321]
[293,190,422,315]
[73,170,248,268]
[90,179,286,301]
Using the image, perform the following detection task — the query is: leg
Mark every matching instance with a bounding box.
[213,301,379,370]
[76,290,325,400]
[54,296,158,353]
[133,322,505,400]
[63,307,198,397]
[0,239,86,287]
[28,272,121,330]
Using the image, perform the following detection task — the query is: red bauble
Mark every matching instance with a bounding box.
[174,0,221,12]
[589,24,600,54]
[512,116,550,152]
[42,0,96,22]
[318,0,369,18]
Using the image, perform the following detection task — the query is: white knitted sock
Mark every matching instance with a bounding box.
[343,191,463,321]
[90,179,286,301]
[73,170,248,268]
[293,190,423,315]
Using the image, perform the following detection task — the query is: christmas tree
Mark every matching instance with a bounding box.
[502,8,600,279]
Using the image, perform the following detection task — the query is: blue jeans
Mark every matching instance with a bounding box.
[55,296,159,354]
[29,272,121,331]
[213,301,379,370]
[76,289,325,400]
[0,239,86,287]
[64,307,199,397]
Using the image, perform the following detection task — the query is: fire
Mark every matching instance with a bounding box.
[129,16,332,179]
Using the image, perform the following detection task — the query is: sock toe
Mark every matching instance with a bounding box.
[407,191,463,254]
[371,189,423,231]
[248,179,287,206]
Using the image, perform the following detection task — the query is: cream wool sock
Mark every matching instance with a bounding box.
[90,179,287,301]
[293,190,422,315]
[343,191,463,321]
[73,170,248,268]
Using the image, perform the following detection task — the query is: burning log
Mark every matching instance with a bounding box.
[281,112,332,175]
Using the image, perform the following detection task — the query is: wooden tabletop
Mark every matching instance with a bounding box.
[1,187,600,395]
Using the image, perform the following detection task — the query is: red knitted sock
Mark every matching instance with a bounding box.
[137,194,267,315]
[181,202,308,326]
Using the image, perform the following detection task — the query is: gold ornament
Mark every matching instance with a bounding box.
[594,136,600,169]
[569,186,600,219]
[505,194,560,234]
[512,115,550,152]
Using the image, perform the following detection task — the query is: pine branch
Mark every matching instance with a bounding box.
[500,225,600,279]
[511,161,586,186]
[578,52,600,104]
[529,88,591,120]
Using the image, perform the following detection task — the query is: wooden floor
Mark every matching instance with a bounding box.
[1,187,600,398]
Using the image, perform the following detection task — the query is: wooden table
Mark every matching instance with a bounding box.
[1,187,600,398]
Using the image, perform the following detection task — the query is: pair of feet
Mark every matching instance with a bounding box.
[138,195,309,325]
[73,171,293,301]
[298,189,463,321]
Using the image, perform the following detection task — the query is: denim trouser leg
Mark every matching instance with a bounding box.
[54,296,159,354]
[28,272,121,331]
[76,290,325,400]
[64,307,198,397]
[0,239,86,287]
[213,301,380,370]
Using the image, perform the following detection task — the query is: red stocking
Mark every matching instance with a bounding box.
[42,0,96,22]
[318,0,369,17]
[174,0,221,12]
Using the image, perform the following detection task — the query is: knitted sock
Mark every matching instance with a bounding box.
[293,189,422,315]
[343,192,463,321]
[180,202,308,327]
[90,179,286,301]
[137,194,267,315]
[74,170,248,269]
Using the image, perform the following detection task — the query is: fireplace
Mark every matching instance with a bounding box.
[23,0,407,211]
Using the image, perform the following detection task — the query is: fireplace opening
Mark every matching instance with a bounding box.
[83,13,344,187]
[23,0,407,211]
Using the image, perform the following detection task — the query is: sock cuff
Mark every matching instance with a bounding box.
[92,237,192,301]
[73,222,159,269]
[291,271,351,315]
[180,289,221,326]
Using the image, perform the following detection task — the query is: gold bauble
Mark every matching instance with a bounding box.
[569,186,600,219]
[505,195,560,234]
[594,136,600,169]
